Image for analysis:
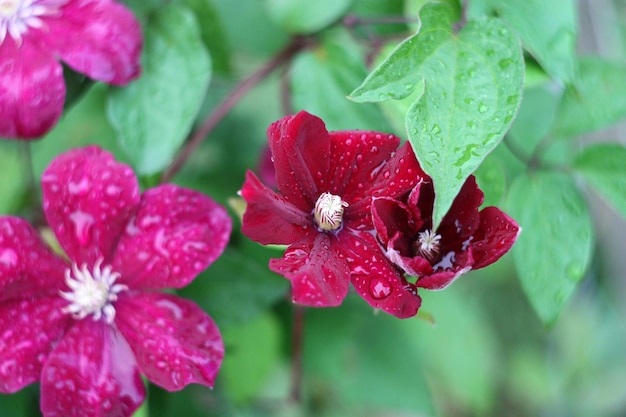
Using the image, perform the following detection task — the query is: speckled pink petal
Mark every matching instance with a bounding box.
[241,170,314,245]
[0,39,65,139]
[341,232,421,318]
[270,233,350,307]
[268,111,330,210]
[471,206,520,269]
[40,319,145,417]
[115,293,224,390]
[347,142,424,229]
[0,217,68,301]
[0,297,71,393]
[112,184,231,290]
[34,0,142,84]
[327,130,399,200]
[41,146,140,266]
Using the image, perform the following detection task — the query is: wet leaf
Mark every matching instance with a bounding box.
[507,172,594,325]
[350,3,523,228]
[574,143,626,220]
[107,3,211,175]
[552,57,626,138]
[262,0,354,34]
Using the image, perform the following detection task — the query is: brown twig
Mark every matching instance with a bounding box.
[160,36,311,183]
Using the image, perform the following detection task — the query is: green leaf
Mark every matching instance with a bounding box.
[220,313,282,403]
[290,37,391,131]
[107,4,211,176]
[488,0,577,83]
[350,3,523,228]
[507,172,594,324]
[262,0,353,34]
[574,143,626,220]
[177,0,232,74]
[0,143,25,215]
[552,57,626,138]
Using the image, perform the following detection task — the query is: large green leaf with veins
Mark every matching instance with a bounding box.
[350,3,523,228]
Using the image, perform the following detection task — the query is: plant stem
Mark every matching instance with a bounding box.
[161,36,311,183]
[503,135,533,167]
[289,305,306,404]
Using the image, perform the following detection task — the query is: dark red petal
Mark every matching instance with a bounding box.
[0,217,68,301]
[326,130,399,199]
[371,196,419,250]
[438,176,484,242]
[40,320,145,417]
[35,0,142,84]
[42,146,140,266]
[112,185,231,290]
[0,297,71,393]
[416,250,473,289]
[0,40,64,139]
[268,111,330,210]
[241,170,313,245]
[270,233,350,307]
[470,206,520,269]
[116,293,224,390]
[347,142,424,228]
[341,231,421,318]
[257,145,277,189]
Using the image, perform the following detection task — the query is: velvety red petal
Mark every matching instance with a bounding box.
[116,293,224,390]
[471,206,520,269]
[438,176,484,242]
[112,185,231,290]
[416,251,473,290]
[40,319,145,417]
[340,231,421,318]
[35,0,142,84]
[270,233,350,307]
[0,297,71,393]
[241,170,313,245]
[347,142,424,229]
[0,40,64,139]
[268,111,330,210]
[41,146,140,266]
[371,196,419,251]
[327,130,399,200]
[0,217,68,301]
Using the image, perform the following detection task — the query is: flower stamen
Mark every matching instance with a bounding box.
[60,258,127,324]
[414,229,441,260]
[313,192,349,232]
[0,0,68,45]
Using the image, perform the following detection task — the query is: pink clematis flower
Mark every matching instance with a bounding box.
[0,146,231,417]
[240,111,426,318]
[0,0,142,139]
[372,175,520,290]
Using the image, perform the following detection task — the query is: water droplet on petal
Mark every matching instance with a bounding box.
[369,277,392,300]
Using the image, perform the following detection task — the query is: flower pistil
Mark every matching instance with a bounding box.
[0,0,67,45]
[414,229,441,260]
[313,192,349,232]
[60,258,127,324]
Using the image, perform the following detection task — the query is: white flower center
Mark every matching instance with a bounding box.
[0,0,67,45]
[60,258,127,324]
[415,229,441,260]
[313,192,349,232]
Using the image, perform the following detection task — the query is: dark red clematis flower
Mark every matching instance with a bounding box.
[372,175,520,290]
[0,146,231,417]
[240,111,427,318]
[0,0,142,139]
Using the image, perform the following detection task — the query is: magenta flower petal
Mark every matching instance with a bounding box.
[0,297,71,393]
[40,319,145,417]
[0,40,65,139]
[270,234,350,306]
[268,111,330,210]
[342,232,421,318]
[42,146,140,265]
[240,171,313,245]
[115,293,224,390]
[36,0,142,84]
[111,185,231,289]
[470,206,520,269]
[0,217,68,301]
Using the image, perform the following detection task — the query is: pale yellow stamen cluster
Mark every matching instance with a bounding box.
[313,192,349,231]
